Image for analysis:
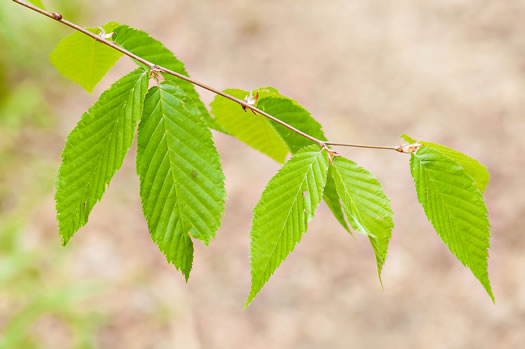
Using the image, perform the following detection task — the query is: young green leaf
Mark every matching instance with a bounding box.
[323,170,350,233]
[211,88,326,157]
[27,0,45,9]
[210,88,289,163]
[331,157,394,279]
[56,68,149,244]
[401,134,416,143]
[112,25,222,131]
[424,143,489,193]
[247,145,329,306]
[410,146,494,301]
[50,22,122,93]
[210,87,350,232]
[257,95,326,153]
[137,81,225,279]
[401,135,490,193]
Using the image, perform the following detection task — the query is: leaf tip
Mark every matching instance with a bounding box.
[244,291,256,310]
[401,134,416,143]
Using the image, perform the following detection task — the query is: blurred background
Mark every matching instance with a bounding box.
[1,0,524,348]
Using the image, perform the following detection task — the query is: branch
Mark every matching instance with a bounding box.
[12,0,415,154]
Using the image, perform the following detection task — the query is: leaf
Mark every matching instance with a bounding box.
[331,157,394,279]
[323,170,350,233]
[49,22,122,93]
[27,0,45,9]
[113,25,223,131]
[211,87,350,234]
[410,146,494,301]
[137,81,226,279]
[246,145,329,306]
[401,134,416,143]
[56,68,149,244]
[257,95,326,153]
[424,143,489,193]
[210,88,289,163]
[402,135,489,193]
[211,87,326,157]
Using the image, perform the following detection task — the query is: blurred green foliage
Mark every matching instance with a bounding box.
[0,1,106,347]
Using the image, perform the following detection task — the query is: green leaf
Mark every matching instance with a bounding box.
[113,25,223,131]
[137,81,225,279]
[210,88,289,163]
[401,135,489,193]
[27,0,45,9]
[424,143,489,193]
[211,87,350,236]
[56,68,149,244]
[210,87,326,162]
[323,170,350,232]
[331,157,394,279]
[246,145,329,306]
[257,95,326,153]
[401,134,416,143]
[50,22,122,93]
[410,146,494,301]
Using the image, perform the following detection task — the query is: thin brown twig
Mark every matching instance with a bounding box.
[12,0,410,154]
[324,142,402,152]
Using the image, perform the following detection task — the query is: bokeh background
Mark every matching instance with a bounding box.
[1,0,525,348]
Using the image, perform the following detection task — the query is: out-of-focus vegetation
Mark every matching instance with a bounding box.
[0,2,106,347]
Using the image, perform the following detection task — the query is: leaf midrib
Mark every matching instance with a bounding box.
[156,87,185,232]
[256,151,322,285]
[332,165,373,237]
[64,73,143,224]
[416,155,476,266]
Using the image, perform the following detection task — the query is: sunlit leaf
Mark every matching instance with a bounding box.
[137,81,226,279]
[50,22,122,92]
[56,68,149,244]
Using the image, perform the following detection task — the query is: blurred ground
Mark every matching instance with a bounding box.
[2,0,525,348]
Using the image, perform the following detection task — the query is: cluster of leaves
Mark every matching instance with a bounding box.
[47,21,493,305]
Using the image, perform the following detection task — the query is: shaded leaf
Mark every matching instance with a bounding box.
[331,157,394,279]
[323,169,350,233]
[210,88,289,163]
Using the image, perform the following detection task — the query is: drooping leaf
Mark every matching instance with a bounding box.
[410,146,493,301]
[50,22,122,92]
[113,25,222,131]
[137,81,225,279]
[56,68,149,244]
[402,135,490,193]
[331,157,394,279]
[210,88,289,163]
[246,145,329,306]
[211,87,350,234]
[323,170,350,233]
